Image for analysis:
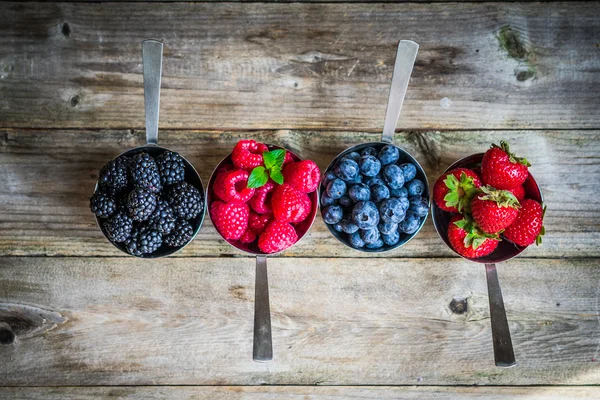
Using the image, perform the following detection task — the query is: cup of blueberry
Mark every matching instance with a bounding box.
[320,142,429,252]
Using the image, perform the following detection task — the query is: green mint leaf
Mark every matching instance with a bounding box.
[270,167,284,185]
[247,166,269,188]
[263,151,277,170]
[272,149,286,168]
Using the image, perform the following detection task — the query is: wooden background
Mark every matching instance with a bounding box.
[1,1,599,398]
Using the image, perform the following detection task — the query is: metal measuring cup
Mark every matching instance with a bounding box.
[321,41,429,252]
[94,40,206,257]
[432,153,543,367]
[207,146,319,361]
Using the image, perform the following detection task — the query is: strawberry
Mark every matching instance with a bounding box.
[503,199,546,246]
[239,229,257,244]
[258,220,298,254]
[447,215,500,259]
[433,168,482,213]
[213,164,235,201]
[283,160,321,193]
[481,141,531,189]
[219,170,255,203]
[231,140,269,170]
[271,183,312,223]
[471,186,520,234]
[249,212,272,235]
[506,185,526,202]
[211,201,249,240]
[249,181,276,214]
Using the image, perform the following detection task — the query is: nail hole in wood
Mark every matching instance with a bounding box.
[0,325,15,345]
[70,95,80,107]
[449,297,468,314]
[62,22,71,38]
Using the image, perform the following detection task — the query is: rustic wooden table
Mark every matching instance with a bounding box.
[1,1,600,398]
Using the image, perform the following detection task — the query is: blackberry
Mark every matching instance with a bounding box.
[164,220,194,247]
[126,225,162,256]
[99,156,130,192]
[130,152,162,193]
[103,211,133,243]
[90,189,117,218]
[156,151,185,186]
[167,182,203,220]
[127,187,157,221]
[149,199,176,235]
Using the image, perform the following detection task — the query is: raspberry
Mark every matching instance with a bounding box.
[239,229,257,244]
[213,164,235,201]
[249,212,272,235]
[283,160,321,193]
[258,220,298,254]
[249,181,276,214]
[211,201,249,240]
[283,151,294,166]
[231,140,269,170]
[219,170,255,203]
[271,183,312,223]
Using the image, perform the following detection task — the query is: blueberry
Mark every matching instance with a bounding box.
[323,205,343,225]
[407,179,425,197]
[378,221,398,235]
[399,210,421,234]
[379,198,407,224]
[390,187,408,198]
[321,193,336,207]
[351,201,380,229]
[366,177,386,188]
[348,231,365,248]
[383,164,405,189]
[323,171,337,186]
[345,174,363,184]
[343,152,361,163]
[409,196,429,218]
[382,230,400,246]
[326,178,347,200]
[340,219,359,234]
[360,227,380,245]
[359,155,381,177]
[338,195,354,208]
[398,163,417,182]
[371,184,390,203]
[349,183,371,202]
[334,158,360,182]
[332,222,343,233]
[399,197,410,212]
[378,145,400,166]
[361,146,377,157]
[365,238,384,249]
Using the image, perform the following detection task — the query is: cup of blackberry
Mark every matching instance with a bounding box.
[320,40,429,252]
[89,40,205,258]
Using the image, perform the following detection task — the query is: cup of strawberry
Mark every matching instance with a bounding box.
[207,139,320,362]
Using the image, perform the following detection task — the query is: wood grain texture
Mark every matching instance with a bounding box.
[1,2,599,130]
[1,129,598,258]
[0,256,599,385]
[1,386,599,400]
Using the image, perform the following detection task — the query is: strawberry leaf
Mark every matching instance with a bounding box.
[247,166,269,188]
[270,167,284,185]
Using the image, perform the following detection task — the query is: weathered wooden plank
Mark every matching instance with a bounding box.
[1,129,598,258]
[1,386,599,400]
[0,257,599,385]
[1,2,599,130]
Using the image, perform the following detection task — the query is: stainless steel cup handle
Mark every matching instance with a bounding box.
[253,255,273,362]
[142,39,163,146]
[485,264,516,367]
[381,40,419,144]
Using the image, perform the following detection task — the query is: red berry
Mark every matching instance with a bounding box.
[283,151,294,166]
[220,170,255,203]
[239,229,257,244]
[211,201,249,240]
[249,212,273,235]
[258,220,298,254]
[283,160,321,193]
[433,168,482,213]
[447,215,499,259]
[471,186,520,234]
[271,183,312,223]
[503,199,545,247]
[506,185,526,202]
[249,181,276,214]
[231,140,269,170]
[213,164,235,201]
[481,141,530,190]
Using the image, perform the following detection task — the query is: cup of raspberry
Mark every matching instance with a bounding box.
[89,40,206,258]
[431,141,546,367]
[207,139,320,361]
